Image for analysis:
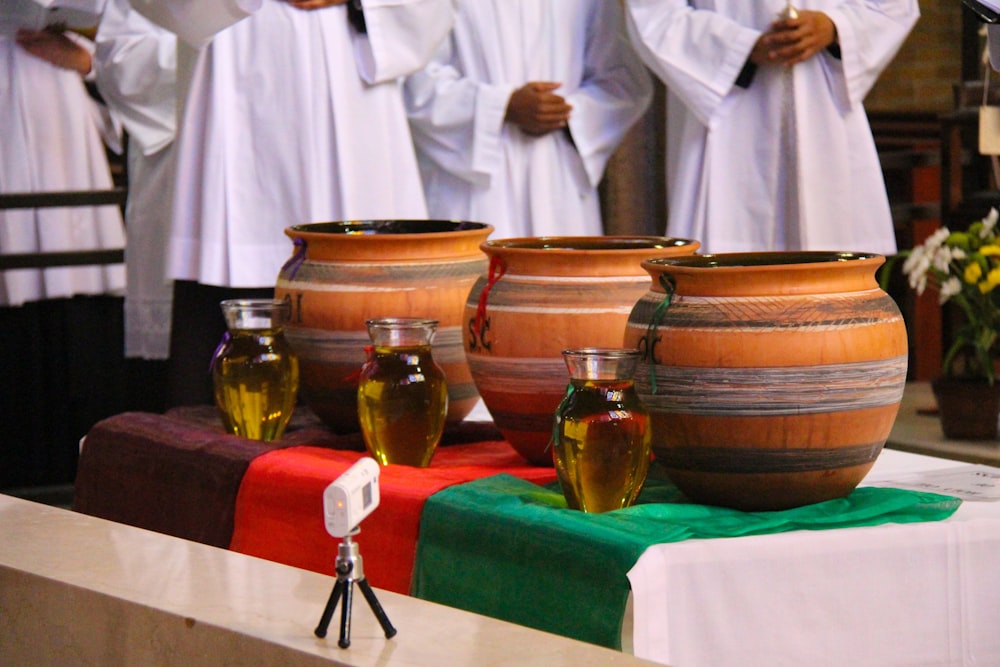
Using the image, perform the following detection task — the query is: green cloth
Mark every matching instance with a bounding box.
[411,468,961,650]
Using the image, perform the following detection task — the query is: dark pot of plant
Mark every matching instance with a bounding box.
[931,376,1000,440]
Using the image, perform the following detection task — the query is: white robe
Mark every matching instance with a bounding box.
[0,34,126,306]
[624,0,919,255]
[94,0,177,358]
[403,0,653,239]
[133,0,455,288]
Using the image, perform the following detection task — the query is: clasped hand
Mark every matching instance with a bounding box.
[15,28,91,76]
[750,10,837,67]
[505,82,573,137]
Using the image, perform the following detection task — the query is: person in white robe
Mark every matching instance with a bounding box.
[93,0,177,360]
[624,1,919,255]
[990,24,1000,70]
[127,0,456,404]
[1,23,126,306]
[403,0,653,239]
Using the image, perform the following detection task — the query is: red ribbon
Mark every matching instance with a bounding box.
[343,345,374,387]
[474,255,507,339]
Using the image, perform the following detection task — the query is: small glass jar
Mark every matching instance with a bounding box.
[357,318,448,467]
[553,348,651,512]
[211,299,299,441]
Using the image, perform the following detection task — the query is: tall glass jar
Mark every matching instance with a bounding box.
[212,299,299,441]
[357,318,448,467]
[553,348,651,513]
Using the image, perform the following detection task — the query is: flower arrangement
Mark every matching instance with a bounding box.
[902,207,1000,385]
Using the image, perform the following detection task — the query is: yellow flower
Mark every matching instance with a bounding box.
[980,267,1000,294]
[965,262,983,284]
[980,245,1000,256]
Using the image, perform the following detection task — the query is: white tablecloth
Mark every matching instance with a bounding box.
[626,449,1000,666]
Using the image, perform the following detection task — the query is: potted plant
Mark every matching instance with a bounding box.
[901,207,1000,439]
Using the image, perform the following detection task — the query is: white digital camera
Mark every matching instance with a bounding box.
[323,458,381,538]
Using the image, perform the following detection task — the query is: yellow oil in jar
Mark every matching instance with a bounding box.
[357,344,447,467]
[554,378,651,512]
[213,327,299,441]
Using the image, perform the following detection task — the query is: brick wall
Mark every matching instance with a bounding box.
[866,0,966,113]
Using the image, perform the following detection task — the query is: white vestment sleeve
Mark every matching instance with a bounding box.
[566,2,652,188]
[94,0,176,156]
[822,1,919,110]
[126,0,262,48]
[624,0,759,128]
[404,38,514,188]
[352,0,456,84]
[991,24,1000,71]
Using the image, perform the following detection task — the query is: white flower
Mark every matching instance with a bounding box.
[926,226,952,250]
[939,276,962,304]
[905,251,932,294]
[902,244,926,277]
[981,208,999,238]
[932,245,954,273]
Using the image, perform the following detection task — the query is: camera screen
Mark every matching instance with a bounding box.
[362,481,373,509]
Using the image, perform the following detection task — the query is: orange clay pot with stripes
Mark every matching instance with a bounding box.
[624,252,908,511]
[276,220,493,434]
[464,236,699,465]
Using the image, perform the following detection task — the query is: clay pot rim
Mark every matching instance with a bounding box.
[640,251,887,297]
[483,235,699,255]
[285,220,493,240]
[644,250,883,272]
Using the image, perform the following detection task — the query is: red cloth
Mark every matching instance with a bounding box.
[229,441,558,594]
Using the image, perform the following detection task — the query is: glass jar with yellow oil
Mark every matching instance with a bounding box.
[357,318,448,467]
[212,299,299,441]
[553,348,651,512]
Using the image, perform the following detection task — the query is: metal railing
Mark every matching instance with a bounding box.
[0,188,127,270]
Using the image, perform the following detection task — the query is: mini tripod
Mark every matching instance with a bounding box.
[314,528,397,648]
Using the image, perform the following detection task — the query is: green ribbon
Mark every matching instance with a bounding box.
[645,273,675,395]
[548,382,575,455]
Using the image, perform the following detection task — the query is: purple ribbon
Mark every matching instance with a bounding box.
[280,237,307,280]
[208,330,231,375]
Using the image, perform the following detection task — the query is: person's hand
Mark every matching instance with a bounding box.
[16,28,92,76]
[505,82,573,137]
[750,10,837,67]
[279,0,349,11]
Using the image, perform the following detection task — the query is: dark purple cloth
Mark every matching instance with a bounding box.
[74,411,285,547]
[73,406,503,548]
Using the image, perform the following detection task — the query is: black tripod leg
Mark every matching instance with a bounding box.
[338,579,354,648]
[314,579,345,638]
[357,578,397,639]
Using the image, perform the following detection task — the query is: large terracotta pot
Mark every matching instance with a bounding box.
[624,252,908,511]
[464,236,699,465]
[276,220,493,434]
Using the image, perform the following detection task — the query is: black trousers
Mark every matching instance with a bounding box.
[167,280,273,407]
